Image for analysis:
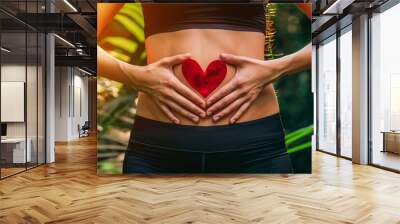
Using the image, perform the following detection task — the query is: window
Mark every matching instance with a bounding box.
[370,3,400,171]
[317,35,337,154]
[339,27,352,158]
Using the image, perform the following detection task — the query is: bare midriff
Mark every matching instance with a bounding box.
[136,28,280,126]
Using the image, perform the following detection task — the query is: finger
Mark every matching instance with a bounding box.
[162,53,191,66]
[229,95,257,124]
[212,96,249,122]
[166,99,200,123]
[170,90,206,118]
[206,80,238,108]
[159,104,180,124]
[220,53,246,65]
[173,80,206,109]
[207,89,244,116]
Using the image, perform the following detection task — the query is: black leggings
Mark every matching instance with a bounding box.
[123,113,293,173]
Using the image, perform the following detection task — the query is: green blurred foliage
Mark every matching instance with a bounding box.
[97,3,312,174]
[97,3,144,174]
[272,4,312,132]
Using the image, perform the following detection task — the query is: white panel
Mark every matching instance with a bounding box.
[1,82,25,122]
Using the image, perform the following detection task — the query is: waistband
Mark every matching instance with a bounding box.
[129,113,285,152]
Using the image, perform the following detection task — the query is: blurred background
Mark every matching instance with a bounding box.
[97,3,312,174]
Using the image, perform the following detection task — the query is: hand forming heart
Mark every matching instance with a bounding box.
[206,53,283,123]
[180,55,281,124]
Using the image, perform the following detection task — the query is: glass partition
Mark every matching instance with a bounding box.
[0,0,46,179]
[370,3,400,171]
[317,35,337,154]
[27,31,38,169]
[1,30,28,177]
[339,27,352,158]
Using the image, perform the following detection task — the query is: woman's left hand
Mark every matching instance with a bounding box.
[206,53,284,124]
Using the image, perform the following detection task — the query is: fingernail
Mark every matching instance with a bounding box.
[193,116,199,122]
[200,112,206,118]
[213,115,220,121]
[230,118,236,124]
[207,111,213,116]
[174,119,180,124]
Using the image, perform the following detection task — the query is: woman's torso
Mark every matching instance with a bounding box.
[136,28,280,126]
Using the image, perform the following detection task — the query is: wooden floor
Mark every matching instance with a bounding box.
[1,167,26,178]
[1,163,44,178]
[372,150,400,171]
[1,136,400,224]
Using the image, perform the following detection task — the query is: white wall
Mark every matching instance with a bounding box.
[55,66,69,141]
[72,73,89,138]
[54,67,89,141]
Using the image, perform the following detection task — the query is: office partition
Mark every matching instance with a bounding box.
[0,0,47,179]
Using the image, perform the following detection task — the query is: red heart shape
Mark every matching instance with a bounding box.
[181,58,227,97]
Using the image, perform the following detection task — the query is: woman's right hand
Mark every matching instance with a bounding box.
[125,53,206,124]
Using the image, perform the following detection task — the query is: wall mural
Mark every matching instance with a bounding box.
[97,3,312,174]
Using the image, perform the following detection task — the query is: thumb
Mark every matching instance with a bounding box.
[220,53,245,65]
[162,53,191,66]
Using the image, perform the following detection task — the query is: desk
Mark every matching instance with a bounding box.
[1,138,31,163]
[382,131,400,154]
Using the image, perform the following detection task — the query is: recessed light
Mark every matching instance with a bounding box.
[78,67,93,76]
[63,0,78,12]
[1,47,11,53]
[54,34,75,48]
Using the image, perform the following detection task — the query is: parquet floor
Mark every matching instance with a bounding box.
[1,135,400,224]
[1,167,26,178]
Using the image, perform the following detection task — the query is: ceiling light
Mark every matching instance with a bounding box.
[323,0,341,14]
[1,47,11,53]
[78,67,93,76]
[54,34,75,48]
[63,0,78,12]
[76,48,85,55]
[322,0,354,15]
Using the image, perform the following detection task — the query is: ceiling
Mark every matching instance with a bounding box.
[8,0,379,73]
[311,0,390,43]
[0,0,97,74]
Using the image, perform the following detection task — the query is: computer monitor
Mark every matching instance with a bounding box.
[1,123,7,137]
